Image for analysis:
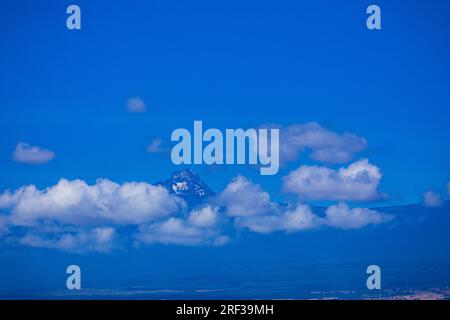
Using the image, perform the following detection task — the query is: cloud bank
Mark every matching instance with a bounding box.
[0,175,392,252]
[215,176,390,234]
[0,178,184,226]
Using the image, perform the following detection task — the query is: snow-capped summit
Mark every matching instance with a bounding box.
[156,169,215,208]
[172,181,188,192]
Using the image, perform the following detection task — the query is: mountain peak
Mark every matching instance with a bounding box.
[156,169,215,208]
[171,169,199,181]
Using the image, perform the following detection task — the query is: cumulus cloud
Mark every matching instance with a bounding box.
[215,176,271,217]
[126,97,147,113]
[282,159,384,201]
[214,176,322,233]
[13,142,55,164]
[422,190,443,207]
[235,204,323,234]
[0,178,184,226]
[137,218,203,245]
[188,206,219,228]
[325,203,392,230]
[279,122,367,164]
[136,206,228,246]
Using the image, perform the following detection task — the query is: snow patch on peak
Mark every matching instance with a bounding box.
[172,182,188,193]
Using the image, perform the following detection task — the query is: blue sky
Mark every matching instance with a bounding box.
[0,0,450,249]
[1,0,450,206]
[1,1,450,298]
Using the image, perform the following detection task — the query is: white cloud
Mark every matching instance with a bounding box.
[18,227,116,253]
[126,97,147,113]
[188,206,219,228]
[216,177,322,233]
[280,122,367,164]
[135,205,226,246]
[12,142,55,164]
[236,204,323,234]
[282,159,384,201]
[325,203,392,230]
[147,139,164,153]
[0,178,185,226]
[215,176,271,217]
[136,216,227,246]
[422,190,443,207]
[93,226,116,243]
